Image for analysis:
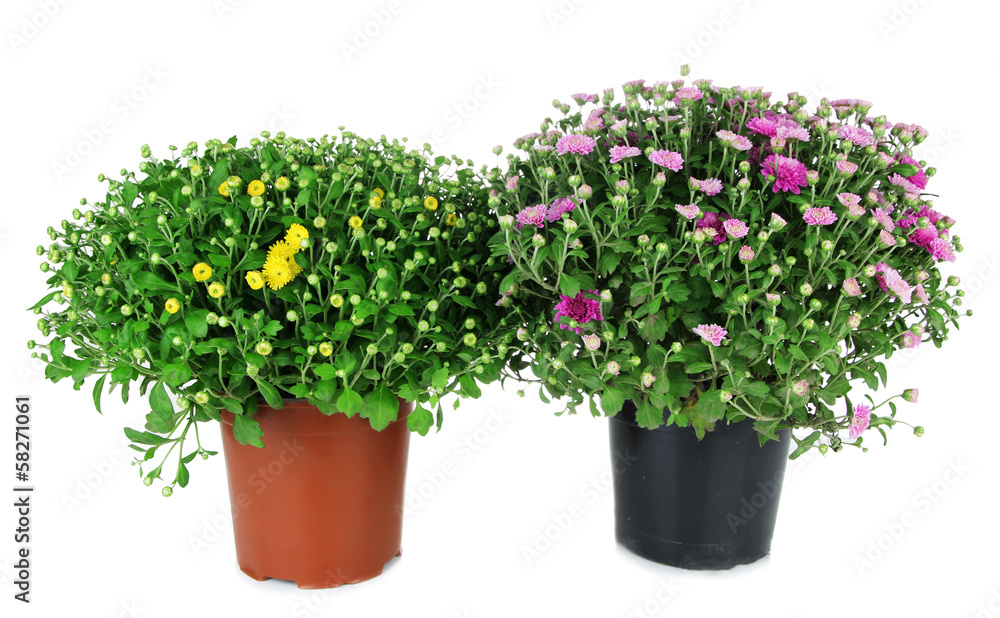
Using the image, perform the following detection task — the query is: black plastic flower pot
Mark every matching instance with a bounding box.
[610,400,791,570]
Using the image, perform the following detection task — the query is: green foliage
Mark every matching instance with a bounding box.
[29,130,517,491]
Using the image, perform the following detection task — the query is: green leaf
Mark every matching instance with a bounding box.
[635,399,664,429]
[313,364,337,380]
[208,253,232,268]
[144,408,174,434]
[685,362,714,374]
[50,338,66,362]
[185,309,209,338]
[124,427,169,446]
[431,366,450,391]
[163,362,192,387]
[149,381,174,417]
[407,404,434,436]
[559,273,581,298]
[132,271,177,292]
[254,378,283,409]
[364,386,398,431]
[790,431,820,460]
[601,387,624,416]
[60,260,80,282]
[177,462,190,488]
[458,373,482,398]
[92,375,106,414]
[233,414,265,448]
[388,303,414,316]
[337,387,364,418]
[27,290,61,312]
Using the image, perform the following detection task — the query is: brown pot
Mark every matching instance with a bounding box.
[219,398,412,589]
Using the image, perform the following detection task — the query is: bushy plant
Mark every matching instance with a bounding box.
[489,70,967,457]
[29,130,510,491]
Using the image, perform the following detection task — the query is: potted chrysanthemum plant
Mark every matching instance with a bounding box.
[27,130,512,587]
[488,69,967,569]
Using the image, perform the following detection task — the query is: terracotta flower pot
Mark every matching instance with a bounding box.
[219,398,412,588]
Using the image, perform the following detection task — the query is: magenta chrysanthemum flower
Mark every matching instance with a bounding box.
[723,218,749,239]
[675,87,703,102]
[875,262,912,303]
[693,323,727,347]
[901,332,921,349]
[675,204,701,220]
[697,211,728,244]
[838,125,875,147]
[837,160,859,175]
[929,238,956,262]
[849,404,872,440]
[555,134,597,156]
[515,204,548,229]
[553,290,604,334]
[896,154,928,189]
[776,125,810,141]
[609,145,641,164]
[738,245,755,262]
[699,178,723,196]
[648,149,684,171]
[761,154,809,194]
[546,197,577,223]
[872,207,895,232]
[879,229,897,247]
[746,117,778,137]
[843,278,862,297]
[803,207,837,226]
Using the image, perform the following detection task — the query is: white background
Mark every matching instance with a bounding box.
[2,1,998,616]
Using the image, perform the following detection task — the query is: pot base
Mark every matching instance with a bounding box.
[617,523,769,570]
[238,550,403,589]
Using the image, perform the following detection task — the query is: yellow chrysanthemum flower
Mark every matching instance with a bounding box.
[284,223,309,248]
[373,188,385,199]
[267,239,297,261]
[218,182,230,197]
[444,213,458,226]
[193,262,213,281]
[286,255,302,277]
[348,216,363,229]
[247,180,266,197]
[208,282,226,298]
[370,195,382,209]
[262,254,293,290]
[245,271,265,290]
[424,196,438,211]
[318,342,333,356]
[164,298,181,314]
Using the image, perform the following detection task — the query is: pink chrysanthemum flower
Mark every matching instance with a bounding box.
[641,372,657,388]
[843,278,862,297]
[761,154,809,194]
[570,93,596,104]
[555,134,597,156]
[675,204,701,220]
[803,207,838,226]
[723,218,749,239]
[553,290,604,334]
[716,129,738,142]
[648,149,684,171]
[879,229,897,247]
[914,284,930,304]
[546,197,577,223]
[746,117,778,137]
[582,334,601,351]
[776,125,810,141]
[693,323,728,347]
[700,178,723,196]
[792,380,809,397]
[837,160,859,175]
[516,204,548,229]
[606,361,621,376]
[738,245,755,262]
[770,213,787,229]
[838,125,876,147]
[901,332,921,349]
[730,135,753,151]
[872,207,895,232]
[505,176,519,191]
[609,145,641,164]
[675,87,704,101]
[875,263,912,303]
[849,404,872,440]
[534,144,554,153]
